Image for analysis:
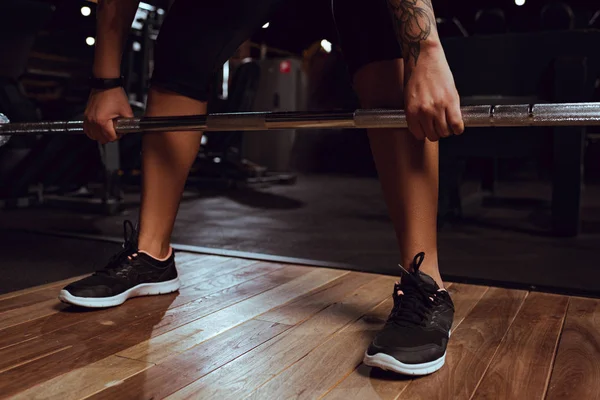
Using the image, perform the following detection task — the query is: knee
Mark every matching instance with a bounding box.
[146,86,207,117]
[353,60,405,109]
[355,78,404,109]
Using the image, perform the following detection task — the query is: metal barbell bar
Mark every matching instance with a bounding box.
[1,102,599,148]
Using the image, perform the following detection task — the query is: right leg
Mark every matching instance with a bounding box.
[60,0,283,308]
[137,88,205,259]
[138,0,284,259]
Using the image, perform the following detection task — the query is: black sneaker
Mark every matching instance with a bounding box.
[58,220,180,308]
[363,252,454,375]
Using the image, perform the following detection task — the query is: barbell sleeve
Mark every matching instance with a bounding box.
[1,102,599,137]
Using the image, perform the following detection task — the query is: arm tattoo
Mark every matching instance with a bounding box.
[387,0,435,66]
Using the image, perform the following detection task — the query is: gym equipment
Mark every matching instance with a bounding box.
[0,113,9,147]
[1,102,599,147]
[189,59,284,188]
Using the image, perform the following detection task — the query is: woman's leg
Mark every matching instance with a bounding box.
[136,89,206,259]
[332,0,443,286]
[60,0,284,308]
[136,0,284,258]
[353,59,443,287]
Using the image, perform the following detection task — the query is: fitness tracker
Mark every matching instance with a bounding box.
[89,76,125,90]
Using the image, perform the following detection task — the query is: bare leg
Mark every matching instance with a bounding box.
[353,59,443,287]
[136,87,207,259]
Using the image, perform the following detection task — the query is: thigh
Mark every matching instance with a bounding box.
[151,0,284,101]
[331,0,403,81]
[353,59,405,109]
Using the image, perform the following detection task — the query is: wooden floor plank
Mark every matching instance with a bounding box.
[447,284,490,330]
[322,283,489,400]
[0,257,274,368]
[0,284,78,315]
[0,275,87,302]
[323,364,411,400]
[163,256,260,292]
[398,287,527,400]
[256,271,380,325]
[83,273,378,400]
[0,265,306,397]
[8,356,153,400]
[0,256,264,350]
[164,276,395,400]
[0,260,285,372]
[0,253,584,400]
[85,319,291,400]
[546,297,600,400]
[117,268,347,364]
[471,292,568,400]
[246,298,393,400]
[0,300,69,331]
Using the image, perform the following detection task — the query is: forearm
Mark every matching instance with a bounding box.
[386,0,440,68]
[93,0,141,78]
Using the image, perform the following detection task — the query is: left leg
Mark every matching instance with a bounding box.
[332,0,453,376]
[331,0,441,286]
[353,59,443,287]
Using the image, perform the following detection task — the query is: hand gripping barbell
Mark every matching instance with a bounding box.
[1,102,599,148]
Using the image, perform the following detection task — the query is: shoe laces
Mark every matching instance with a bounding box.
[95,220,141,278]
[387,252,443,328]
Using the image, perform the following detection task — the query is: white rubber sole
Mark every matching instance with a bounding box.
[363,352,446,376]
[58,278,181,308]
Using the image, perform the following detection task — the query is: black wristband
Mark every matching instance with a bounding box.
[89,76,124,90]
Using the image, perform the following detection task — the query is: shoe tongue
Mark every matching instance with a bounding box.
[399,269,439,293]
[397,253,440,292]
[415,270,439,291]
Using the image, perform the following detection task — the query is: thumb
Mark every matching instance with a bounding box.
[122,105,134,119]
[115,105,134,139]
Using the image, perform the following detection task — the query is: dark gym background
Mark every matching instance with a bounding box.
[0,0,599,296]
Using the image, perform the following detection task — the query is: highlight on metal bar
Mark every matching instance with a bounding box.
[527,104,534,120]
[489,104,496,126]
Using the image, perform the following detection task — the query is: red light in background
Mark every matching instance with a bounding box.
[279,60,291,74]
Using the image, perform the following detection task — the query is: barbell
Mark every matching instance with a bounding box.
[1,101,600,148]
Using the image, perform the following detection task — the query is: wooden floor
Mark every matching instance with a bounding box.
[0,253,599,400]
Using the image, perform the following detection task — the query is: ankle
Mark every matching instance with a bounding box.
[139,247,172,261]
[137,237,172,260]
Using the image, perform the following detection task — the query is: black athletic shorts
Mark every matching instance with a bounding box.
[151,0,403,101]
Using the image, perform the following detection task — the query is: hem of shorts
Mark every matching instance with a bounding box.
[149,78,210,102]
[348,53,404,81]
